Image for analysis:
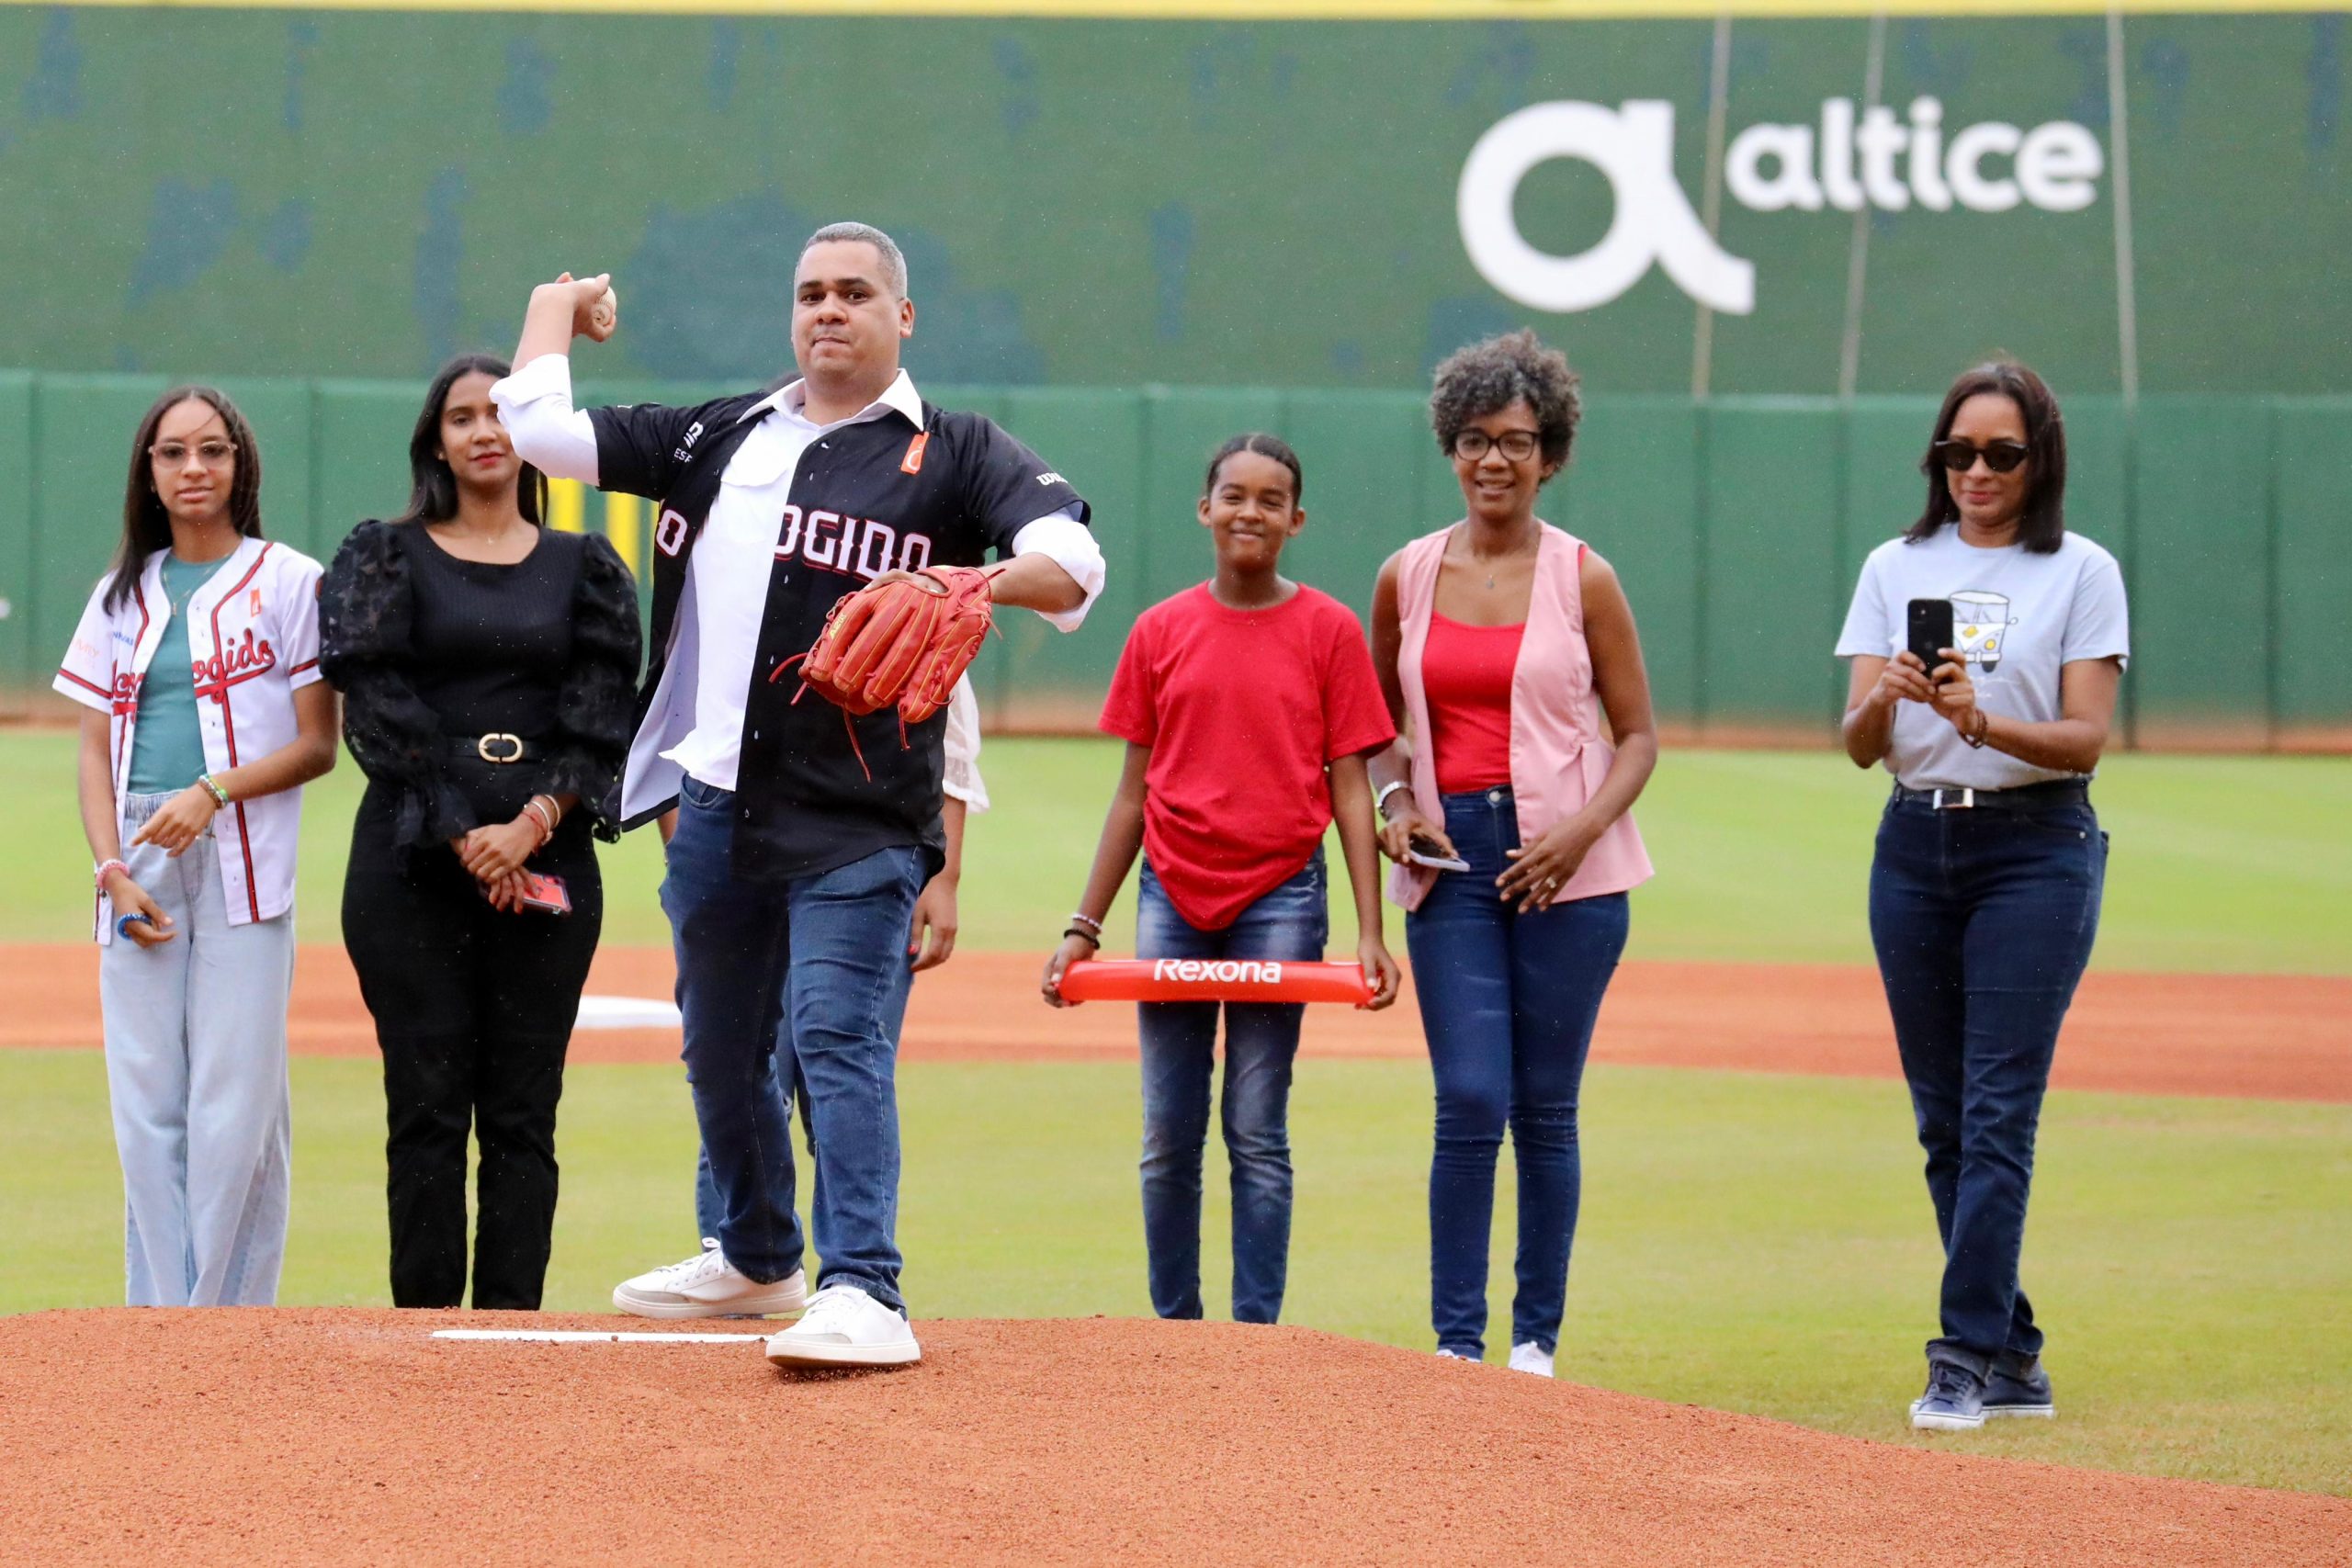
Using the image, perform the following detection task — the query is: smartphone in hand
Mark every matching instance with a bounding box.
[1906,597,1955,674]
[1406,840,1471,873]
[515,872,572,916]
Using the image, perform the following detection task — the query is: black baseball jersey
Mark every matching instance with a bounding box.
[587,390,1089,883]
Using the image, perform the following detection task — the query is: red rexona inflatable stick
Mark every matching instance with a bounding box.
[1056,959,1374,1005]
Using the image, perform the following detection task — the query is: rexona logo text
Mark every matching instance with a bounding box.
[1151,959,1285,984]
[1459,97,2104,315]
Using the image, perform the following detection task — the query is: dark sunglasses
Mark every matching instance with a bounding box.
[1930,438,2030,474]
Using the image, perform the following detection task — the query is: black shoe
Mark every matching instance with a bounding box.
[1909,1354,1987,1432]
[1984,1353,2055,1419]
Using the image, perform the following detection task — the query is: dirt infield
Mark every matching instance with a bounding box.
[1,1310,2343,1566]
[3,944,2345,1101]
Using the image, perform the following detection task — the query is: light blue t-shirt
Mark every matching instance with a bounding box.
[1836,525,2131,791]
[125,553,231,795]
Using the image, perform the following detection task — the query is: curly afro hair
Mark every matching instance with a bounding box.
[1429,329,1583,474]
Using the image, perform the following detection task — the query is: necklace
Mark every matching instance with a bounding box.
[432,516,527,554]
[166,554,225,615]
[1462,521,1538,591]
[1467,545,1527,591]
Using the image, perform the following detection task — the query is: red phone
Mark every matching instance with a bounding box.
[515,872,572,915]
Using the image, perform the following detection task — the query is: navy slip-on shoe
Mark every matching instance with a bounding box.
[1910,1355,1988,1432]
[1984,1353,2055,1419]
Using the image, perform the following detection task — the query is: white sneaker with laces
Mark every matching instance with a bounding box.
[763,1282,922,1368]
[1509,1341,1555,1378]
[612,1239,808,1320]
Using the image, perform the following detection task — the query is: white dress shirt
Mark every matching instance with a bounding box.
[494,355,1101,795]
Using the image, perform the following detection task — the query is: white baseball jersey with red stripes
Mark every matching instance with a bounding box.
[56,536,327,944]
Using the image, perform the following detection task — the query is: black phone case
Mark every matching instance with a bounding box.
[1906,598,1954,671]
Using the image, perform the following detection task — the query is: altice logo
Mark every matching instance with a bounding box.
[1459,98,2105,315]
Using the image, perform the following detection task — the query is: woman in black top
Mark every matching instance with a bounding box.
[321,354,640,1310]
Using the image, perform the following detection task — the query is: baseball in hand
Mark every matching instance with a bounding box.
[555,271,618,342]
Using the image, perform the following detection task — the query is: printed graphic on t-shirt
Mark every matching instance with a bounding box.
[1943,590,2018,676]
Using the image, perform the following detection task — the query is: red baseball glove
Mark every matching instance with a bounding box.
[794,566,996,726]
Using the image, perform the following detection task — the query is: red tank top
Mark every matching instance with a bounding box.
[1422,612,1523,795]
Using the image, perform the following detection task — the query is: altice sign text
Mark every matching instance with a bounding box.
[1459,98,2106,315]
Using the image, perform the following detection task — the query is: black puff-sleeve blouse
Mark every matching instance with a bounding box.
[318,520,642,849]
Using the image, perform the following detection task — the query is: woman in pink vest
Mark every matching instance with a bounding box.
[1369,331,1657,1375]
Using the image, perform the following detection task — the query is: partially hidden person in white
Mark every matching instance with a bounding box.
[492,224,1102,1367]
[57,386,338,1306]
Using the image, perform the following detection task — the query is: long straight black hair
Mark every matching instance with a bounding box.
[1905,358,2069,554]
[106,386,264,611]
[393,354,547,527]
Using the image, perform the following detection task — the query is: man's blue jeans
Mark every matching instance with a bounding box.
[1405,787,1629,1360]
[1869,792,2107,1366]
[662,775,923,1311]
[1134,851,1329,1324]
[693,1056,805,1245]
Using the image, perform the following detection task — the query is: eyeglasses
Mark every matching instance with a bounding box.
[1930,438,2030,474]
[1453,430,1542,462]
[151,439,237,468]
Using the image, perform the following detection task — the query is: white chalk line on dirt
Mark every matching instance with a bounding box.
[432,1329,767,1345]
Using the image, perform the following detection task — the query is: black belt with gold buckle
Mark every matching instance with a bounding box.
[451,733,538,765]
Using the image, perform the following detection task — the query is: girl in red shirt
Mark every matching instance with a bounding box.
[1045,434,1402,1324]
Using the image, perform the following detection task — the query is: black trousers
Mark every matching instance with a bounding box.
[344,781,604,1310]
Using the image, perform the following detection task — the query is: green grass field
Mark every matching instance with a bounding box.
[4,730,2347,1496]
[6,729,2350,971]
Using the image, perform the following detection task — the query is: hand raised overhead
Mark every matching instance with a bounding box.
[549,271,619,343]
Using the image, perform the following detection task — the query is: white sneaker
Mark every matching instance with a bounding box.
[1436,1348,1479,1363]
[612,1239,808,1320]
[763,1282,922,1368]
[1509,1341,1555,1378]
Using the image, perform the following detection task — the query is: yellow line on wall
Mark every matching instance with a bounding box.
[605,492,643,575]
[2,0,2340,18]
[548,478,586,535]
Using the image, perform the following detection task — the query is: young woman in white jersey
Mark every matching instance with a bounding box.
[57,387,336,1306]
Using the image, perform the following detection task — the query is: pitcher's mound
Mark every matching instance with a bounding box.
[2,1309,2341,1564]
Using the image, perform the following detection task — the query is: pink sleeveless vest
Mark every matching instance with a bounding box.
[1387,522,1653,914]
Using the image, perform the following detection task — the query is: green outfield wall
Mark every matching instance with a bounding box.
[4,371,2346,746]
[2,6,2348,397]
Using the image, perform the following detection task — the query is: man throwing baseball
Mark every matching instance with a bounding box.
[495,223,1101,1366]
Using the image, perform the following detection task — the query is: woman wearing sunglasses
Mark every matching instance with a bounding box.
[1836,360,2130,1433]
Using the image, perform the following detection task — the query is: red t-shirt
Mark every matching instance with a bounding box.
[1423,612,1523,795]
[1100,583,1396,931]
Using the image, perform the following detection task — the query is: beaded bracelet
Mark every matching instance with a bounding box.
[197,773,230,808]
[94,858,129,891]
[1063,926,1102,947]
[1068,910,1103,935]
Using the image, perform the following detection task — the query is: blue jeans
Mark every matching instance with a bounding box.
[662,776,924,1310]
[1406,787,1629,1359]
[1134,851,1329,1324]
[693,1055,807,1245]
[1869,792,2107,1367]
